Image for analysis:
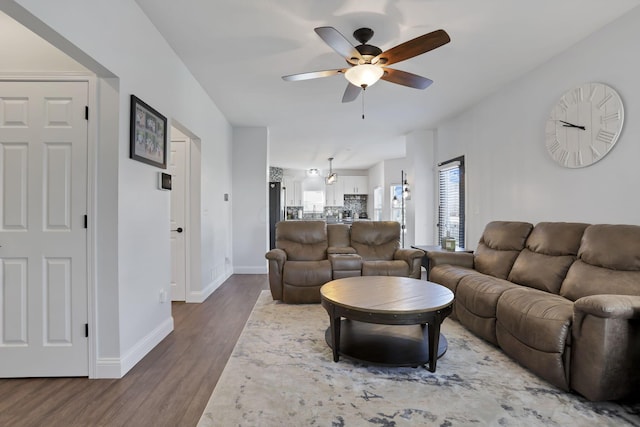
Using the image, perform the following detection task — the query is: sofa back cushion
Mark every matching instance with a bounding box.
[508,222,589,294]
[350,221,400,261]
[276,220,328,261]
[560,224,640,301]
[327,223,351,247]
[474,221,533,279]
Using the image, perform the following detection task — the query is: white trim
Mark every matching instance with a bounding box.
[120,317,174,377]
[86,76,99,379]
[184,139,192,299]
[0,71,94,79]
[93,316,174,378]
[187,271,232,303]
[94,358,123,379]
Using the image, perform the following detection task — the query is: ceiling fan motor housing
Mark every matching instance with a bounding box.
[349,28,383,64]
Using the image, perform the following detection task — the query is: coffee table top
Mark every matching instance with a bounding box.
[320,276,454,314]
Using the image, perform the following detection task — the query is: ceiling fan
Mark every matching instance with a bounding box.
[282,26,450,103]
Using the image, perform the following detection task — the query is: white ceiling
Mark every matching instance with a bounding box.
[133,0,639,171]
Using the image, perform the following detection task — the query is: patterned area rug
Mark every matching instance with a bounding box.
[198,291,640,426]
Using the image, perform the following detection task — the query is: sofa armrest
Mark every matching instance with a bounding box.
[265,248,287,263]
[571,294,640,401]
[265,249,287,300]
[574,294,640,320]
[327,246,357,255]
[394,248,425,278]
[428,251,474,269]
[394,248,425,262]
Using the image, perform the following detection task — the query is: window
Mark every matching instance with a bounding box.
[438,156,465,248]
[302,190,324,216]
[390,184,403,223]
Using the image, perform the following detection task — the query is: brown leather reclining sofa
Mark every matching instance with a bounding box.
[427,221,640,401]
[265,220,424,304]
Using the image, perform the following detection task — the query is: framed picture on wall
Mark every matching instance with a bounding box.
[130,95,167,169]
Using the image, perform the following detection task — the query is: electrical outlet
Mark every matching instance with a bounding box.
[159,289,167,303]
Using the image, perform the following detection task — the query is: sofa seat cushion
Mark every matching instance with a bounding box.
[497,287,574,352]
[283,260,332,287]
[430,265,477,294]
[496,287,574,390]
[455,274,519,344]
[362,260,409,277]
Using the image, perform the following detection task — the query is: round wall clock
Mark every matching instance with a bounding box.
[545,82,624,168]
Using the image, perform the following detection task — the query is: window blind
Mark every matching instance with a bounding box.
[438,157,465,248]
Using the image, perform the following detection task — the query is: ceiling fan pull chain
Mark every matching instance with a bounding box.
[362,86,365,119]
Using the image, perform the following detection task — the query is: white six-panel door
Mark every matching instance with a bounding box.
[0,81,88,376]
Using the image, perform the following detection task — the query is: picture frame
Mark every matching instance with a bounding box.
[130,95,167,169]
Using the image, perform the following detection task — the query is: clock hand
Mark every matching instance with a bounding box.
[559,120,586,130]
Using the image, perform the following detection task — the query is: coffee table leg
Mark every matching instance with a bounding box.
[427,320,442,372]
[327,307,341,362]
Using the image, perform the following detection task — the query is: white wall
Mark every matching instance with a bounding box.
[0,11,89,73]
[4,0,234,377]
[232,127,269,274]
[406,130,436,246]
[436,7,640,249]
[367,162,385,216]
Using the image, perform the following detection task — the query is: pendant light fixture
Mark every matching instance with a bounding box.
[326,157,338,185]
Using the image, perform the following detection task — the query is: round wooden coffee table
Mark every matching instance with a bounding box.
[320,276,454,372]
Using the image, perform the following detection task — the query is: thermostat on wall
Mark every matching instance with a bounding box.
[159,172,172,190]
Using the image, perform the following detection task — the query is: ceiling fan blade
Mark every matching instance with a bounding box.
[373,29,450,66]
[315,26,363,63]
[342,83,362,103]
[381,68,433,89]
[282,69,344,82]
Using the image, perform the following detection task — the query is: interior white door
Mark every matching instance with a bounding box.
[0,81,88,376]
[170,138,187,301]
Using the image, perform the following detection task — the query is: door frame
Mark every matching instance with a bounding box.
[1,74,98,377]
[170,122,202,303]
[169,132,191,301]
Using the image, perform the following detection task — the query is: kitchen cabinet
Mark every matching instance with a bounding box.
[325,181,344,206]
[282,176,302,206]
[342,176,368,195]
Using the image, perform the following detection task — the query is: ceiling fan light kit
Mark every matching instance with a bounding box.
[345,64,384,88]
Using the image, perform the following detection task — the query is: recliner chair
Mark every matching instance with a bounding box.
[265,221,332,304]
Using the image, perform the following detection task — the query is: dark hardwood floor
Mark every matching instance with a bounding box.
[0,274,269,427]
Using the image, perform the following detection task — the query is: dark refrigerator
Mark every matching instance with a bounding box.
[269,182,284,249]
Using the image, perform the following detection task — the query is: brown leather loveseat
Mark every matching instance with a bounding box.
[427,221,640,401]
[266,220,424,304]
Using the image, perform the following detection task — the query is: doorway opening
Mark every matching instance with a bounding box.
[169,124,201,303]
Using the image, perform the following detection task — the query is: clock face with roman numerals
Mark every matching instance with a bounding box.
[545,82,624,168]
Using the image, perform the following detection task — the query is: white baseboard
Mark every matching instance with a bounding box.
[233,266,268,274]
[93,316,174,378]
[187,270,233,303]
[94,357,123,379]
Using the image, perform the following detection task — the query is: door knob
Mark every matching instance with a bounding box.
[172,227,183,233]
